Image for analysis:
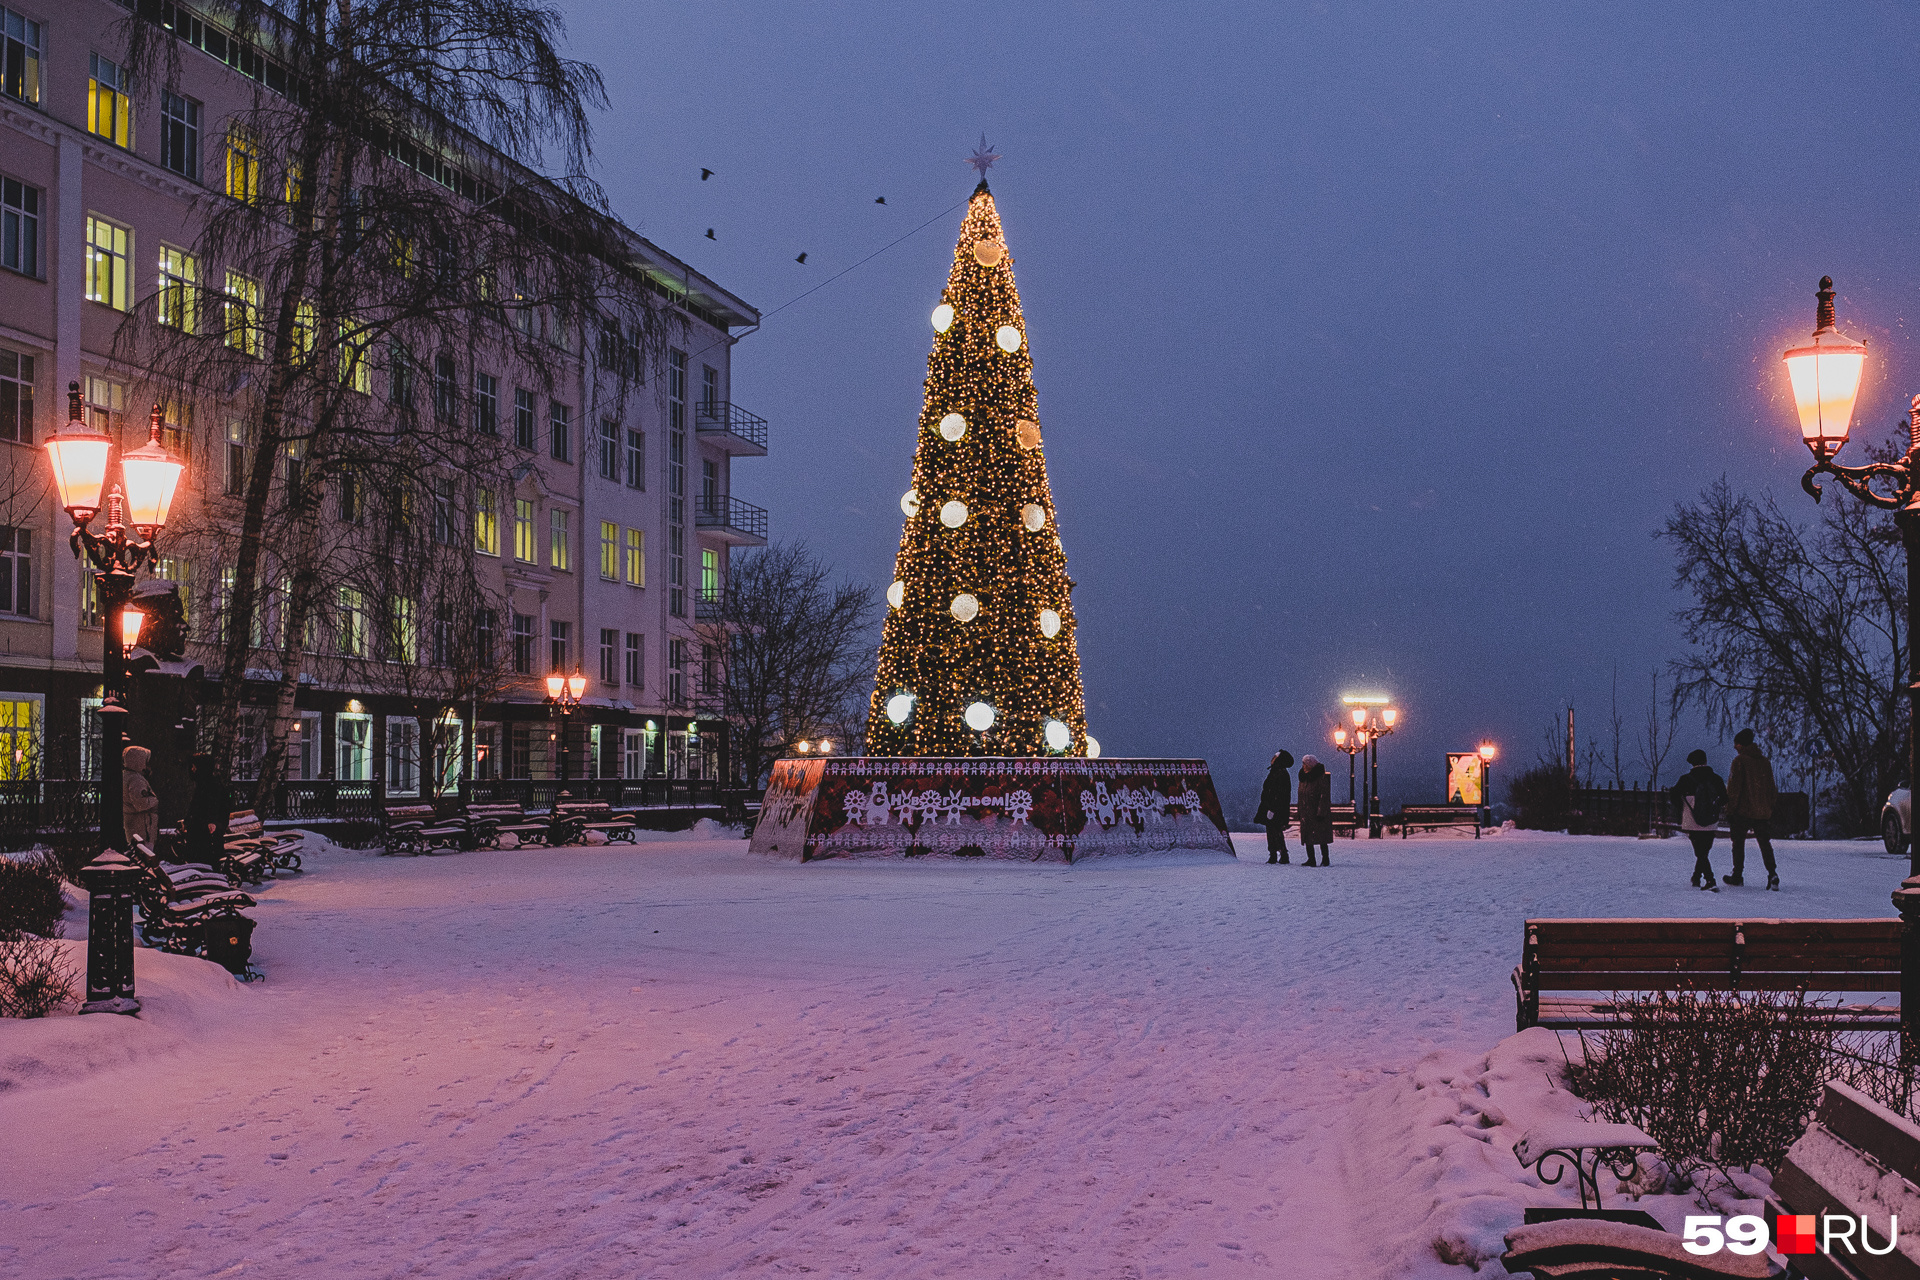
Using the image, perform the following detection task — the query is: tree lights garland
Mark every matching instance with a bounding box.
[865,182,1091,757]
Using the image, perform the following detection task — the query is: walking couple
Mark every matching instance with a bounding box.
[1670,729,1781,892]
[1253,751,1334,866]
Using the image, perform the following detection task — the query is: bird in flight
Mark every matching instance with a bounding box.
[795,252,808,265]
[705,228,715,240]
[874,196,886,205]
[700,168,714,181]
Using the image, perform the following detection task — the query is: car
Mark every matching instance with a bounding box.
[1884,787,1911,857]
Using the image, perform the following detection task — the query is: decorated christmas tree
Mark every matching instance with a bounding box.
[865,159,1092,758]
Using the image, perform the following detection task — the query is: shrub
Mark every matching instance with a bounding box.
[1509,764,1573,830]
[0,932,77,1017]
[0,852,69,939]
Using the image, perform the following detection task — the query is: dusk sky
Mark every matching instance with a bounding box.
[563,1,1920,813]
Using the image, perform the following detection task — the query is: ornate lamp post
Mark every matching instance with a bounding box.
[45,386,184,1015]
[544,669,587,794]
[1342,695,1398,837]
[1333,725,1366,816]
[1478,741,1498,827]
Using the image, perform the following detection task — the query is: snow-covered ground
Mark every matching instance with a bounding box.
[0,828,1906,1278]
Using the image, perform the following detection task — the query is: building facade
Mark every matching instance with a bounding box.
[0,0,764,811]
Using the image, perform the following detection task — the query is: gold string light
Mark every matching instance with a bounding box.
[865,182,1090,757]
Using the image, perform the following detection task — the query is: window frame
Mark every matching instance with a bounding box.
[1,175,38,277]
[87,53,134,149]
[161,90,201,181]
[85,215,132,311]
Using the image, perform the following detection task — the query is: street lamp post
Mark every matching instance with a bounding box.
[1333,726,1365,819]
[1341,695,1398,837]
[1478,741,1498,828]
[544,670,588,796]
[45,386,184,1016]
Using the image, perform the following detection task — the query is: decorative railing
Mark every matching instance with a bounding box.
[695,588,726,620]
[695,493,768,540]
[695,400,769,450]
[0,780,101,851]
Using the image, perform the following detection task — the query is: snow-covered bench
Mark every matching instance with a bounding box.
[463,803,549,848]
[381,804,468,856]
[552,801,638,846]
[227,808,303,873]
[1503,1081,1920,1278]
[1512,1122,1658,1210]
[1512,918,1901,1033]
[1399,804,1481,837]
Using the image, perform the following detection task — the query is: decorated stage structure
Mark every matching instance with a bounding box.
[749,757,1235,863]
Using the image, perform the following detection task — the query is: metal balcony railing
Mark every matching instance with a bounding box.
[695,400,769,452]
[695,493,768,542]
[695,588,726,620]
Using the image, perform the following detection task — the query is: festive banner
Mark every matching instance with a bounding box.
[1446,753,1486,806]
[749,758,1235,862]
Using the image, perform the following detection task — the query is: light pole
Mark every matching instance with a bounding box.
[1478,741,1498,828]
[544,669,587,795]
[1341,695,1398,837]
[1333,725,1366,818]
[45,386,185,1016]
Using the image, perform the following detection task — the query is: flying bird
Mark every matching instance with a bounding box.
[874,196,886,205]
[795,252,807,265]
[700,168,713,180]
[705,228,715,240]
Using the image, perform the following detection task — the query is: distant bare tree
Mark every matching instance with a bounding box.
[695,542,875,790]
[1638,668,1681,789]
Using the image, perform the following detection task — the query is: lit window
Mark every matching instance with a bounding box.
[0,9,41,105]
[158,246,196,330]
[337,586,368,657]
[599,520,618,580]
[226,128,261,203]
[88,54,133,148]
[624,528,644,586]
[0,694,41,781]
[388,598,417,664]
[514,499,535,562]
[223,270,260,355]
[550,509,570,571]
[336,713,372,781]
[1,177,38,276]
[339,322,371,394]
[85,216,131,310]
[474,487,500,556]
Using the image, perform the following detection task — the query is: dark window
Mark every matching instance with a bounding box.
[1,176,37,276]
[472,372,497,435]
[513,387,535,449]
[626,428,645,490]
[598,417,618,480]
[431,476,455,545]
[668,637,686,705]
[549,401,571,462]
[511,613,534,674]
[475,608,496,668]
[431,601,453,667]
[225,419,249,496]
[338,468,359,522]
[599,627,618,684]
[433,354,457,423]
[0,525,28,615]
[702,365,718,409]
[624,633,643,689]
[1,9,41,105]
[549,619,570,674]
[389,344,413,408]
[161,92,201,180]
[0,347,31,443]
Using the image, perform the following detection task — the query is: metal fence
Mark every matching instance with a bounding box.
[0,780,101,852]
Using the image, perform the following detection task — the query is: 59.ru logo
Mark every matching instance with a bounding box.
[1681,1214,1900,1257]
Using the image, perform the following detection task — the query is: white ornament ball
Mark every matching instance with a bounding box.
[939,500,968,528]
[1044,719,1070,752]
[972,240,1005,267]
[901,489,920,517]
[1085,735,1101,759]
[1016,419,1042,450]
[1038,608,1061,638]
[1021,503,1046,532]
[938,413,967,441]
[965,701,996,731]
[887,580,905,609]
[996,325,1022,352]
[885,692,914,725]
[950,593,979,623]
[931,303,954,333]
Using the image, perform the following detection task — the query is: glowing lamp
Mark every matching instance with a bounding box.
[939,413,967,441]
[972,240,1004,267]
[1478,742,1497,762]
[1334,728,1347,746]
[44,422,113,525]
[939,500,968,527]
[951,593,979,622]
[545,674,565,699]
[995,325,1022,352]
[1783,277,1868,458]
[1021,503,1045,531]
[887,580,905,609]
[120,609,145,650]
[1354,729,1369,746]
[901,489,920,517]
[1016,419,1041,450]
[1044,719,1070,751]
[1382,707,1397,727]
[568,672,587,700]
[1037,608,1061,638]
[797,740,810,754]
[1350,707,1367,728]
[819,739,833,754]
[119,407,185,533]
[1085,735,1101,759]
[931,303,954,333]
[885,692,914,724]
[964,701,995,731]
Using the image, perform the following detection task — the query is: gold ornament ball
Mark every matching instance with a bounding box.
[1016,419,1042,450]
[996,325,1022,352]
[1038,608,1061,638]
[972,240,1005,267]
[939,499,968,528]
[939,413,967,441]
[951,593,980,623]
[1021,503,1046,532]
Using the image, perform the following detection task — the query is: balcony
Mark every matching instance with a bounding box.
[696,493,768,546]
[695,401,768,456]
[694,588,726,620]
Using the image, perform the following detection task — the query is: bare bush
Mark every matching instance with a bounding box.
[0,853,69,939]
[0,931,77,1018]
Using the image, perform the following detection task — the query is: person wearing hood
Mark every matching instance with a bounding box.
[1297,754,1333,867]
[186,752,230,864]
[1726,728,1780,890]
[122,743,160,850]
[1254,750,1295,864]
[1670,748,1727,890]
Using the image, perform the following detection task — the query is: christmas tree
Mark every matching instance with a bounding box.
[865,168,1092,758]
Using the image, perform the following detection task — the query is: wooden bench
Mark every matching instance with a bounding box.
[1512,918,1901,1033]
[552,800,639,846]
[463,802,549,848]
[227,808,304,873]
[1287,802,1361,838]
[1399,804,1482,837]
[381,804,468,856]
[1502,1080,1919,1278]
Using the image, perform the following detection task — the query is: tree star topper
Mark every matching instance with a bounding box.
[966,135,1002,180]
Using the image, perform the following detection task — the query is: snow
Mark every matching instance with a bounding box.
[0,828,1909,1278]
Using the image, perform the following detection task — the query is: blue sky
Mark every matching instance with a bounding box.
[561,0,1920,812]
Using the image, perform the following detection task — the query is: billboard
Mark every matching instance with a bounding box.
[749,757,1235,862]
[1446,753,1486,806]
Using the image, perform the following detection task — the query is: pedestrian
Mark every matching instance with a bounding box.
[1671,748,1727,890]
[122,743,159,850]
[1297,754,1333,866]
[1254,750,1294,864]
[186,752,230,866]
[1726,728,1780,890]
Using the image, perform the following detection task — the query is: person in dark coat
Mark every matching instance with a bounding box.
[1726,728,1780,890]
[1254,750,1295,864]
[1670,748,1727,890]
[1297,754,1333,866]
[185,752,231,865]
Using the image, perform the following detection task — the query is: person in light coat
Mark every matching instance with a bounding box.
[1670,748,1727,890]
[122,743,160,850]
[1296,755,1334,867]
[1254,750,1295,864]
